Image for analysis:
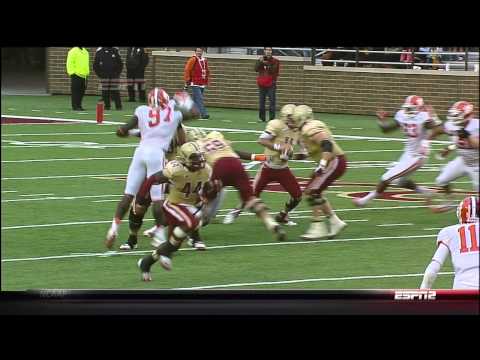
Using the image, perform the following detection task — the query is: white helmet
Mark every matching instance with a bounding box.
[402,95,424,118]
[456,196,479,224]
[148,87,170,109]
[447,101,474,126]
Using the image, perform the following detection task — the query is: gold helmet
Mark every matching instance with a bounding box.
[292,105,313,128]
[177,142,206,171]
[186,127,207,141]
[280,104,296,128]
[205,131,225,140]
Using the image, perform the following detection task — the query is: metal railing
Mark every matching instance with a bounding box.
[212,47,479,71]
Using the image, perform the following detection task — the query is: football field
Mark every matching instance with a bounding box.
[1,95,474,290]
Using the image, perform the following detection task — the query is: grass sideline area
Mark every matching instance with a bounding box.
[1,95,470,290]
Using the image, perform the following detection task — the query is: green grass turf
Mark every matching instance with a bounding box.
[1,95,471,290]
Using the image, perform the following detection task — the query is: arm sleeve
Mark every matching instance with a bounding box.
[420,243,450,289]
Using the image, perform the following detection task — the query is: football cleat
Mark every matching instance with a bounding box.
[275,212,297,226]
[327,219,348,239]
[223,208,241,224]
[143,225,157,238]
[352,197,367,208]
[119,243,138,251]
[301,221,329,240]
[273,225,287,242]
[105,228,118,249]
[187,237,207,250]
[137,258,152,282]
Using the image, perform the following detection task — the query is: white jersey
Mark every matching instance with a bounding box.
[135,100,183,151]
[394,110,432,156]
[444,118,479,168]
[435,222,479,289]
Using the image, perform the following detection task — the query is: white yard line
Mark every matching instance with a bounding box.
[2,194,122,203]
[2,132,115,136]
[1,190,17,193]
[18,193,54,197]
[2,157,131,163]
[1,117,452,145]
[1,205,431,230]
[1,234,437,263]
[377,223,414,227]
[2,173,126,180]
[173,272,454,290]
[1,115,123,125]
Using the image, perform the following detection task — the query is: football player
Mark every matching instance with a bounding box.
[118,124,187,251]
[137,142,217,281]
[352,95,442,208]
[291,105,348,240]
[224,104,304,226]
[184,128,286,241]
[428,101,479,212]
[420,196,479,289]
[104,88,198,250]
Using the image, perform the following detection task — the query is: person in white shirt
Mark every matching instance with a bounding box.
[104,88,198,249]
[420,196,479,289]
[353,95,442,207]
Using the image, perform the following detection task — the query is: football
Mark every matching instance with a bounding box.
[280,144,294,160]
[201,179,223,201]
[173,91,195,113]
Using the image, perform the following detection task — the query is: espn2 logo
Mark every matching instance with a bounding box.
[394,290,437,300]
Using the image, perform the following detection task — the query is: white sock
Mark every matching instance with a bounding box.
[416,186,432,195]
[111,218,120,232]
[360,190,378,204]
[264,216,278,231]
[328,213,343,225]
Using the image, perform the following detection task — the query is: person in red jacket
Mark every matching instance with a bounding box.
[255,47,280,122]
[184,48,210,119]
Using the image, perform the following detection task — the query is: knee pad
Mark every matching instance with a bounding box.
[286,196,302,211]
[128,208,144,231]
[172,226,187,240]
[245,197,268,214]
[307,194,325,207]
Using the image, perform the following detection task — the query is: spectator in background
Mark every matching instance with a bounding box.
[93,47,123,110]
[66,47,90,111]
[431,47,444,70]
[184,48,210,119]
[126,47,149,102]
[418,47,432,66]
[400,48,415,69]
[255,47,280,122]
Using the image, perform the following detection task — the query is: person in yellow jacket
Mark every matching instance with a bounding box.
[66,47,90,111]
